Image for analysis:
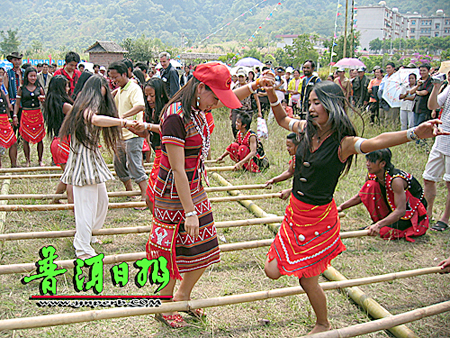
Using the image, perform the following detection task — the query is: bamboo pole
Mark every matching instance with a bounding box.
[0,165,233,180]
[211,172,282,233]
[0,216,285,241]
[0,267,442,331]
[0,231,370,274]
[305,301,450,338]
[0,184,269,201]
[323,266,419,338]
[0,193,281,212]
[0,175,11,251]
[0,159,219,174]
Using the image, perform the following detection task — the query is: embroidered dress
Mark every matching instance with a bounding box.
[267,135,346,278]
[226,130,268,173]
[19,86,45,144]
[0,95,16,148]
[146,102,220,280]
[359,168,429,242]
[50,136,70,166]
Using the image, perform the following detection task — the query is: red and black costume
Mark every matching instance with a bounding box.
[359,167,429,242]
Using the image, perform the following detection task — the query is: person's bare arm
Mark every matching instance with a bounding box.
[428,83,443,111]
[62,103,73,115]
[122,105,145,118]
[337,193,362,212]
[265,160,294,186]
[253,92,262,118]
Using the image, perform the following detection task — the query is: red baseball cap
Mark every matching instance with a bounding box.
[193,62,242,109]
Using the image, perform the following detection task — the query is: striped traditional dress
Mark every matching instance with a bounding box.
[61,136,113,186]
[146,102,220,280]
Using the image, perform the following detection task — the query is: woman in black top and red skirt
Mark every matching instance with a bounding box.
[264,80,447,334]
[13,67,46,166]
[0,89,17,167]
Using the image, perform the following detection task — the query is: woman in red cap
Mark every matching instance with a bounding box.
[143,62,273,328]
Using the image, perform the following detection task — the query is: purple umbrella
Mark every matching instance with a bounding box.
[235,57,264,67]
[334,58,366,69]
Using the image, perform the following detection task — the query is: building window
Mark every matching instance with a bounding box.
[411,20,416,25]
[411,28,415,33]
[435,32,439,37]
[446,20,450,25]
[436,24,440,29]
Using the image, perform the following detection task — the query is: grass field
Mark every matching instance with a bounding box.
[0,107,448,337]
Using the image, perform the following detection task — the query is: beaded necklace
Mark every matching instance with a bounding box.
[190,107,211,186]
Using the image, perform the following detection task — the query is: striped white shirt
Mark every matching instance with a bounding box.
[61,136,114,186]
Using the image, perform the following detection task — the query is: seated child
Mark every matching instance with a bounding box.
[217,112,269,172]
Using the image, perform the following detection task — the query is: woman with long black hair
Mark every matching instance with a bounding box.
[264,79,447,334]
[44,75,74,203]
[59,75,136,259]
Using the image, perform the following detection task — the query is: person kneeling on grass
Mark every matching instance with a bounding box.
[217,112,269,172]
[265,132,299,199]
[337,148,429,241]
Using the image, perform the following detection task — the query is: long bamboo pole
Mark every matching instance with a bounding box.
[323,266,419,338]
[0,193,280,212]
[0,216,286,241]
[0,165,232,180]
[211,172,282,233]
[0,184,269,201]
[305,301,450,338]
[0,176,11,251]
[0,230,369,274]
[0,159,218,174]
[0,267,442,331]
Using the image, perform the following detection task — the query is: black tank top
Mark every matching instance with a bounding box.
[0,92,7,114]
[21,85,41,109]
[293,134,346,205]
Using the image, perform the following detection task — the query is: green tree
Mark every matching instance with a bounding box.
[0,29,21,55]
[369,38,382,53]
[284,34,319,68]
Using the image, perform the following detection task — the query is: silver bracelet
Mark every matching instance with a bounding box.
[354,138,368,154]
[270,99,281,107]
[247,83,256,94]
[185,210,197,218]
[288,119,297,132]
[406,127,419,141]
[143,122,149,130]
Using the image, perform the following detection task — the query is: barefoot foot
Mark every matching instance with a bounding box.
[308,323,331,335]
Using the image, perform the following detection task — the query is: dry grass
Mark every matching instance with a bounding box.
[0,109,448,338]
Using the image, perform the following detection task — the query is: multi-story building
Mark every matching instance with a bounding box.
[406,10,450,39]
[356,3,449,51]
[356,3,408,50]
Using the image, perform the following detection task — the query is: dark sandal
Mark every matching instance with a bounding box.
[182,308,206,320]
[155,313,188,328]
[431,221,449,232]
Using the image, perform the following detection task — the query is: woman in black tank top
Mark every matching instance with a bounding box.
[13,67,46,166]
[263,79,447,334]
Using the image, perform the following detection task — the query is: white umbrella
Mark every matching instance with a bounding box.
[155,59,182,69]
[382,68,420,108]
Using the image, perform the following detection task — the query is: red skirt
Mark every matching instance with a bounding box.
[50,136,70,166]
[267,195,346,279]
[19,109,45,144]
[146,148,162,205]
[0,115,16,148]
[226,142,260,173]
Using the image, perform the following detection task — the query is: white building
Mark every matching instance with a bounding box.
[356,3,408,50]
[406,10,450,39]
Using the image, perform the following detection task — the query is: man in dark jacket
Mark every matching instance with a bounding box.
[159,52,180,98]
[352,67,369,108]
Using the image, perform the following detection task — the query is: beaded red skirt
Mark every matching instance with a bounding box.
[146,148,162,205]
[0,115,16,148]
[267,195,346,279]
[19,109,45,144]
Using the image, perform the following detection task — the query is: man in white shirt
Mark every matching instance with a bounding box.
[398,73,417,130]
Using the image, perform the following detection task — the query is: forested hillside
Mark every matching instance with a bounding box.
[2,0,449,51]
